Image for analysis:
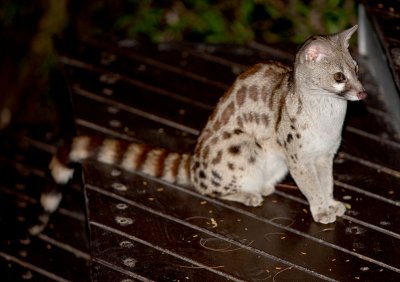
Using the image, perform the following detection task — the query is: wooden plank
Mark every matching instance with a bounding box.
[0,256,64,282]
[91,225,234,281]
[82,161,400,280]
[0,193,90,281]
[85,185,322,281]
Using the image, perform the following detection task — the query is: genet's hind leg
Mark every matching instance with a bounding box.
[194,130,274,207]
[261,153,288,196]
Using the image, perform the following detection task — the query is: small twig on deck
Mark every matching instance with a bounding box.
[312,227,335,236]
[273,266,293,282]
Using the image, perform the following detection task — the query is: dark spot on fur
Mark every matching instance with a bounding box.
[237,116,244,128]
[210,137,218,145]
[296,133,301,139]
[255,141,262,149]
[199,170,206,179]
[248,156,256,163]
[193,161,200,170]
[234,128,243,135]
[222,131,232,139]
[224,186,230,191]
[236,86,247,106]
[228,162,235,170]
[275,94,286,131]
[261,114,269,128]
[277,140,283,147]
[290,124,296,130]
[212,191,222,197]
[287,134,293,143]
[202,146,210,159]
[211,180,221,187]
[213,120,222,131]
[283,141,288,149]
[211,150,222,165]
[228,145,241,155]
[200,182,207,189]
[211,170,222,180]
[220,102,235,124]
[249,85,259,102]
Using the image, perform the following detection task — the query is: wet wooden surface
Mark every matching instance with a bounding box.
[53,35,400,281]
[1,19,400,281]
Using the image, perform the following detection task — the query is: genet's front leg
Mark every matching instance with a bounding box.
[315,154,346,217]
[289,159,337,224]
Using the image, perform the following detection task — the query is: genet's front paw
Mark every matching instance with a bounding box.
[310,205,336,224]
[329,200,346,217]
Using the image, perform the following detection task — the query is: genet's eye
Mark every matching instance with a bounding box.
[334,72,346,83]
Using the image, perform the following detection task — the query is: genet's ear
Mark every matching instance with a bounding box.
[302,41,330,63]
[331,25,358,49]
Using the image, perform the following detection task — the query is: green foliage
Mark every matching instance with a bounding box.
[2,0,356,45]
[105,0,357,44]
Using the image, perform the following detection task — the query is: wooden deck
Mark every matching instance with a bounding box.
[1,4,400,281]
[60,36,400,281]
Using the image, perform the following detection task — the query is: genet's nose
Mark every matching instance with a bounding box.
[357,91,367,100]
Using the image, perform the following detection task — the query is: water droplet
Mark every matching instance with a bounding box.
[360,266,369,271]
[120,241,134,248]
[380,221,391,226]
[115,216,134,226]
[112,183,127,191]
[102,88,114,96]
[107,106,120,114]
[17,215,26,222]
[20,237,31,245]
[18,250,28,257]
[100,52,117,65]
[99,73,120,84]
[109,120,121,128]
[15,183,26,190]
[21,271,32,280]
[346,210,360,216]
[116,203,128,210]
[111,169,121,177]
[123,258,137,267]
[345,226,366,235]
[342,195,352,200]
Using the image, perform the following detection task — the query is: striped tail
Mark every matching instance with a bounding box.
[42,136,192,213]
